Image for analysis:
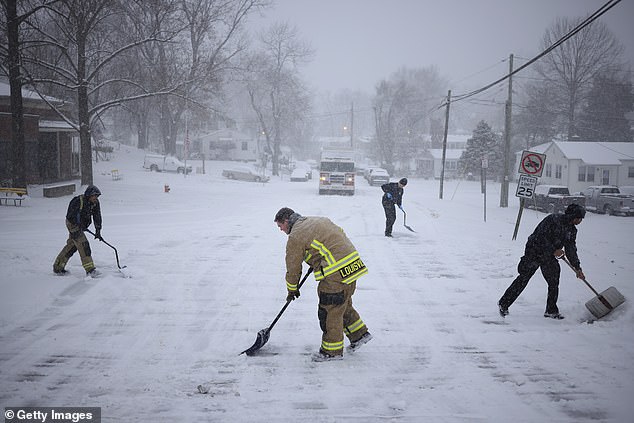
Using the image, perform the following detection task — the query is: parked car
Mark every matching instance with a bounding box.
[364,167,380,182]
[583,185,634,216]
[222,165,269,182]
[524,184,585,214]
[292,162,312,180]
[290,168,310,182]
[143,154,192,174]
[368,168,390,186]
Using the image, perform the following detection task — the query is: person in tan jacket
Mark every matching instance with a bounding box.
[274,207,372,362]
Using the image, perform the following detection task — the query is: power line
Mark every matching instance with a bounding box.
[437,0,623,108]
[451,57,508,86]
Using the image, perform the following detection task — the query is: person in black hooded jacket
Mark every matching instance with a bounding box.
[53,185,103,277]
[498,203,586,319]
[381,178,407,237]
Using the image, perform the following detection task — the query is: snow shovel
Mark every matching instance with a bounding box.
[399,206,415,232]
[240,268,313,356]
[562,256,625,319]
[86,229,127,269]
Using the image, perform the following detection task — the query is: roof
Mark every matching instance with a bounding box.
[194,128,252,142]
[520,141,634,165]
[39,119,76,131]
[429,149,464,160]
[0,81,64,103]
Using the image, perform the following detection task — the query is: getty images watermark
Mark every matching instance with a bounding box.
[5,407,101,423]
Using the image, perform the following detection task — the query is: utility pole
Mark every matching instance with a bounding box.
[350,102,354,149]
[500,53,513,208]
[439,90,451,200]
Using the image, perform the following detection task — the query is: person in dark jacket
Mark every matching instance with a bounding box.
[498,203,586,319]
[53,185,103,277]
[381,178,408,237]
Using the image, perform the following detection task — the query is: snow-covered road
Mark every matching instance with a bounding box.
[1,146,633,422]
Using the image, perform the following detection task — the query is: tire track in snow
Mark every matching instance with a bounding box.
[0,228,263,413]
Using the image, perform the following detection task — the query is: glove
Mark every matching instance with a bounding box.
[386,193,393,200]
[286,290,300,302]
[94,229,103,241]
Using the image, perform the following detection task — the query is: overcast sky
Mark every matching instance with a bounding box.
[252,0,634,94]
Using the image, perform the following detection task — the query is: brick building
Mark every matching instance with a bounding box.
[0,81,79,186]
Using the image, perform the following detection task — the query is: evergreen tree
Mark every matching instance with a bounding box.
[576,74,634,142]
[459,120,504,180]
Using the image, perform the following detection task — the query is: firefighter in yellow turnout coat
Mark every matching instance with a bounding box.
[274,207,372,361]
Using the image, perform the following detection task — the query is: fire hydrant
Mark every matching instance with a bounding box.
[164,184,170,193]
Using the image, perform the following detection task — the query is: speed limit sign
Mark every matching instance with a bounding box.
[516,174,538,198]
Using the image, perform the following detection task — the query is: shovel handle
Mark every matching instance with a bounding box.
[560,255,601,297]
[86,229,126,269]
[268,267,313,331]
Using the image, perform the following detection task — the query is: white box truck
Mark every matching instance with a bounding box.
[319,150,355,195]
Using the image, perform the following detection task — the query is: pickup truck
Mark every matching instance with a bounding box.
[524,184,585,214]
[583,185,634,216]
[143,154,192,174]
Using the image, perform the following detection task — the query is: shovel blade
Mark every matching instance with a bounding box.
[404,224,416,233]
[585,286,626,319]
[240,328,271,356]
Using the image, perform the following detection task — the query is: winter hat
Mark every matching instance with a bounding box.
[399,178,408,186]
[84,185,101,197]
[565,203,586,219]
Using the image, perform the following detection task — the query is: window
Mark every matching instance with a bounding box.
[71,136,80,176]
[555,164,562,179]
[629,167,634,178]
[241,141,248,151]
[545,163,552,177]
[602,169,610,185]
[578,166,595,182]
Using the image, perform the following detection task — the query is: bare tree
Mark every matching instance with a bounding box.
[116,0,182,151]
[514,80,560,148]
[0,0,59,187]
[372,66,447,172]
[148,0,265,156]
[244,22,313,176]
[536,17,624,140]
[10,0,262,187]
[19,0,182,185]
[577,72,634,142]
[372,79,400,170]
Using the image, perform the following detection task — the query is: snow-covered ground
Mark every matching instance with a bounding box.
[1,145,633,422]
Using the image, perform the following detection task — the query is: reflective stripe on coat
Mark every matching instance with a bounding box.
[285,217,367,291]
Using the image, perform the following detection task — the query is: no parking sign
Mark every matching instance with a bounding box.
[518,150,546,177]
[513,150,546,241]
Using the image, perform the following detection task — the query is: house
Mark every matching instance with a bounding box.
[0,81,79,186]
[409,134,468,179]
[515,141,634,193]
[191,128,259,161]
